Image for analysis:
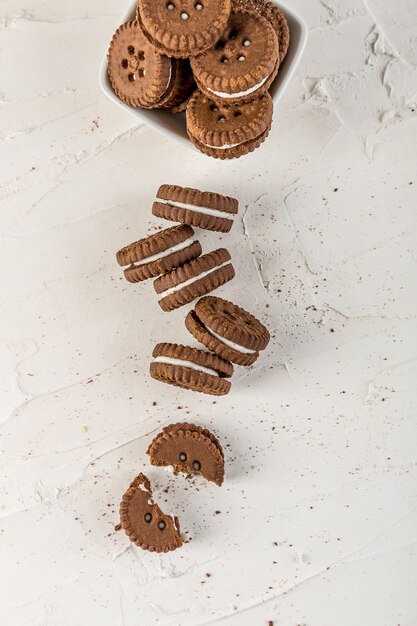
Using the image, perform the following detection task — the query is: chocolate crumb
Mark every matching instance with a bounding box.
[114,523,122,531]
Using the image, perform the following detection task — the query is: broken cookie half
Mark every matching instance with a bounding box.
[119,473,182,552]
[147,423,224,486]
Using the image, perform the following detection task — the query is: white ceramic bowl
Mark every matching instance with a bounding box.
[99,0,308,151]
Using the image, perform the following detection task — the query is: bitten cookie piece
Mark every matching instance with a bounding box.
[191,9,279,105]
[119,473,183,552]
[153,248,235,311]
[153,184,238,233]
[147,423,225,485]
[116,224,201,283]
[185,295,270,366]
[186,90,273,159]
[137,0,232,58]
[150,343,233,395]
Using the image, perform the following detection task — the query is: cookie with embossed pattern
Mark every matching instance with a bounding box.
[137,0,232,58]
[232,0,290,62]
[186,90,273,159]
[185,295,270,366]
[190,9,279,105]
[107,20,172,107]
[119,473,183,552]
[147,423,225,485]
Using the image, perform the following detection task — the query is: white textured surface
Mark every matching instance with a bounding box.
[1,1,416,625]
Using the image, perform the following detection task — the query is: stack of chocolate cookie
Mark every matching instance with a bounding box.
[116,184,270,395]
[107,0,290,159]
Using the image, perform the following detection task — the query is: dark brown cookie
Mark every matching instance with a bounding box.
[137,0,232,58]
[147,423,225,485]
[107,20,173,107]
[185,295,270,366]
[186,90,273,159]
[153,184,238,232]
[153,248,235,311]
[232,0,290,62]
[119,473,183,552]
[116,224,201,283]
[190,9,279,105]
[150,343,233,395]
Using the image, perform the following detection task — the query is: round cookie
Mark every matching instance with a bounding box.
[186,90,273,159]
[147,423,225,485]
[153,248,235,311]
[190,9,279,105]
[116,224,201,283]
[153,184,238,233]
[107,20,172,107]
[119,473,183,552]
[232,0,290,62]
[150,343,233,396]
[185,295,270,366]
[137,0,232,58]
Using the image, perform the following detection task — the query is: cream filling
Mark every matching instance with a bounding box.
[132,237,195,267]
[158,260,231,299]
[153,356,219,378]
[204,142,242,149]
[207,75,269,99]
[203,323,257,354]
[156,198,235,221]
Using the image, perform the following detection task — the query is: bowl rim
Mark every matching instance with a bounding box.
[99,0,308,151]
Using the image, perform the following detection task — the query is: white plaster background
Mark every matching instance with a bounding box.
[1,0,417,624]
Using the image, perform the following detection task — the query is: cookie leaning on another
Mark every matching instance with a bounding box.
[185,295,270,366]
[186,90,273,159]
[108,20,194,109]
[116,224,201,283]
[137,0,232,58]
[190,8,279,105]
[154,248,235,311]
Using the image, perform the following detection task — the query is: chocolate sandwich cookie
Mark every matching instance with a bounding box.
[155,58,196,110]
[108,20,173,108]
[119,473,182,552]
[166,61,196,112]
[186,90,273,159]
[185,295,270,366]
[232,0,290,63]
[137,0,232,59]
[147,423,224,485]
[116,224,201,283]
[153,185,238,232]
[190,9,279,105]
[150,343,233,395]
[154,248,235,311]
